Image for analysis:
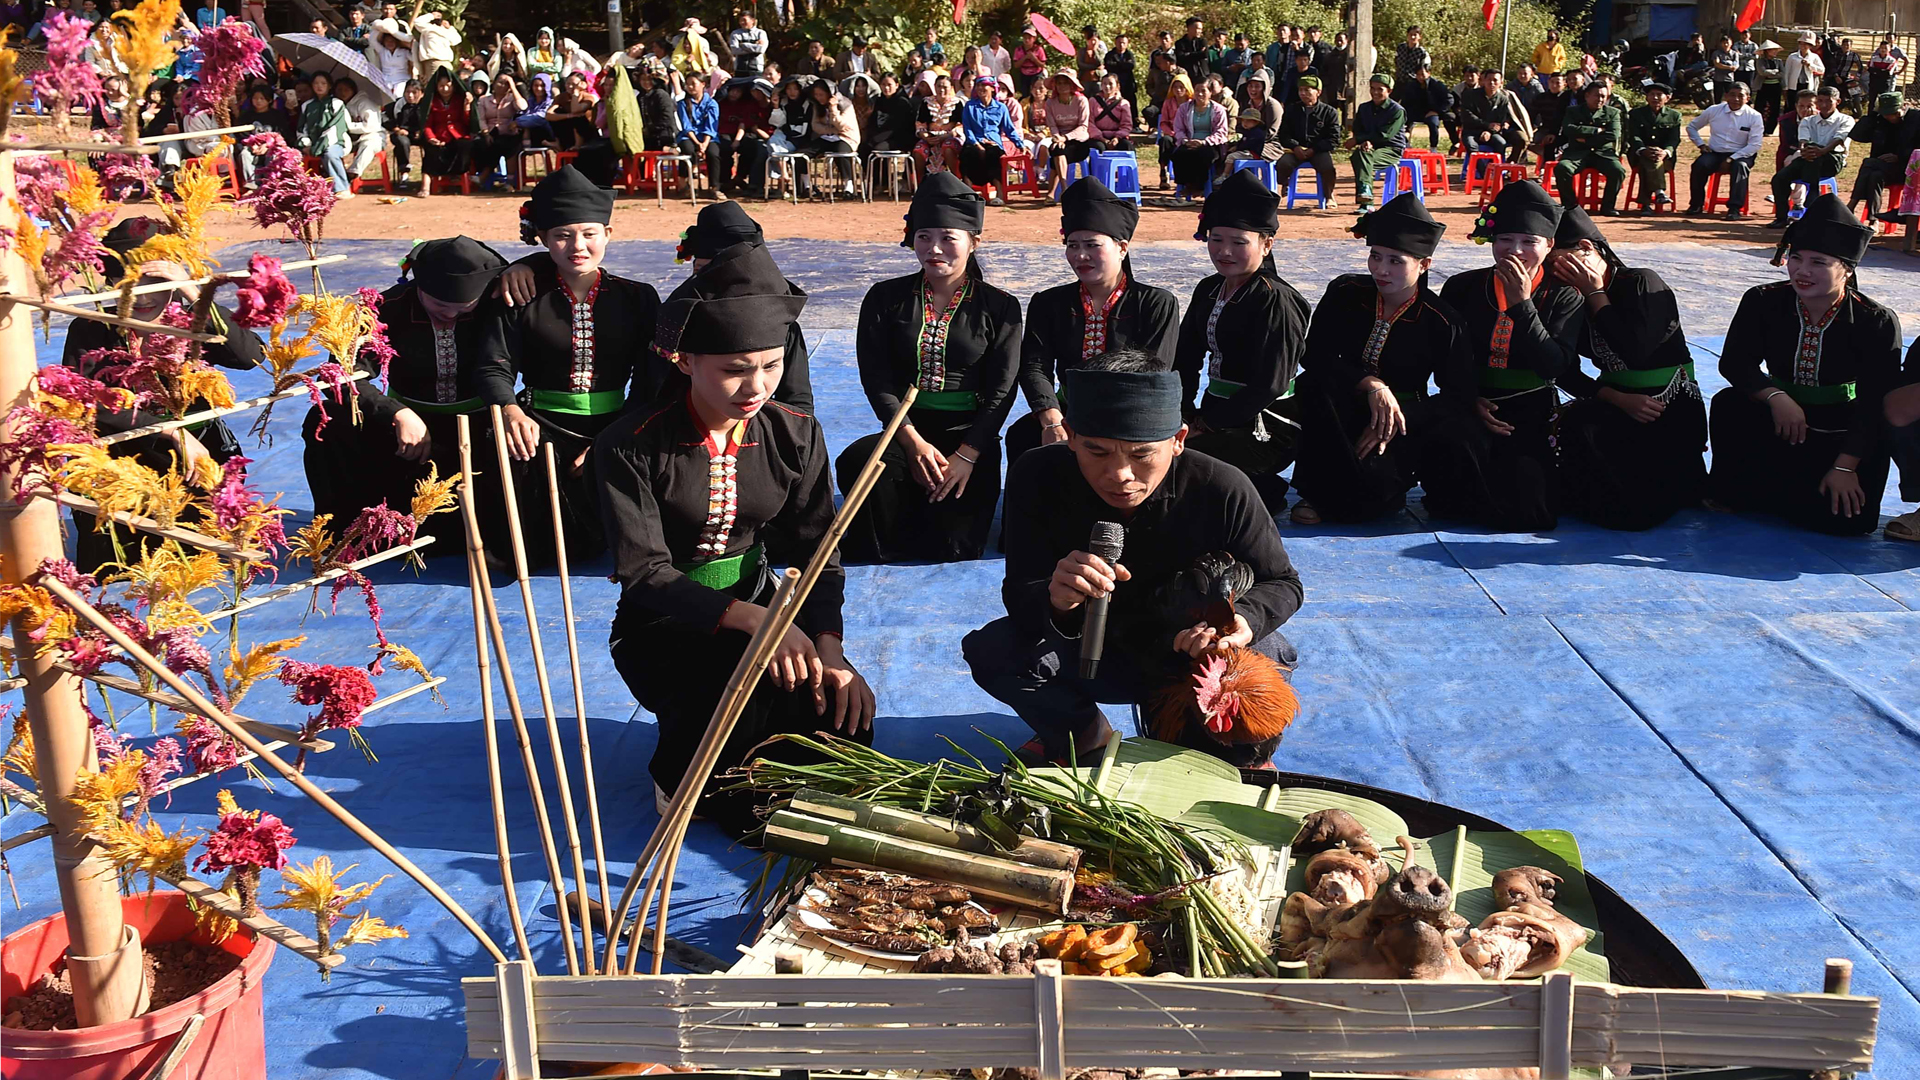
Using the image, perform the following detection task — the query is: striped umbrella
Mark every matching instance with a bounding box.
[269,32,393,105]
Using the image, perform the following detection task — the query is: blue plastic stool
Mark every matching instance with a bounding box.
[1059,154,1094,188]
[1285,164,1330,209]
[1090,149,1143,204]
[1230,157,1279,193]
[1787,176,1839,219]
[1372,158,1424,203]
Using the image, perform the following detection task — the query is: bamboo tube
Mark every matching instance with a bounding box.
[0,294,227,341]
[454,415,577,973]
[618,388,920,975]
[0,150,145,1024]
[488,406,593,973]
[64,670,334,751]
[38,576,508,964]
[789,789,1083,871]
[543,442,611,960]
[41,491,267,561]
[763,809,1076,912]
[98,370,371,447]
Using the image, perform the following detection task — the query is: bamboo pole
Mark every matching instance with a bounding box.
[136,125,256,145]
[0,147,146,1026]
[200,534,435,620]
[65,669,335,751]
[0,294,228,342]
[488,405,593,972]
[42,491,267,561]
[98,369,371,447]
[56,255,349,308]
[544,442,611,960]
[456,430,533,963]
[616,388,918,975]
[39,576,509,965]
[454,415,578,974]
[2,142,159,154]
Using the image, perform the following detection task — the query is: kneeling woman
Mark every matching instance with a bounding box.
[1007,176,1178,469]
[598,241,876,830]
[1710,194,1902,536]
[1549,208,1707,530]
[1436,180,1585,530]
[1175,169,1312,511]
[1289,194,1479,524]
[838,173,1022,563]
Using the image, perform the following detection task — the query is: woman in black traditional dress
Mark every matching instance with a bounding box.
[1173,168,1312,513]
[837,172,1022,563]
[597,240,875,830]
[1289,194,1480,525]
[1435,180,1586,530]
[1709,194,1902,536]
[1548,208,1707,531]
[478,166,660,568]
[662,202,813,414]
[1006,176,1178,469]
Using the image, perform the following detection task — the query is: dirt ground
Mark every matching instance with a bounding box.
[164,138,1917,251]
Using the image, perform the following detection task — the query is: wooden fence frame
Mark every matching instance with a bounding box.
[461,962,1878,1080]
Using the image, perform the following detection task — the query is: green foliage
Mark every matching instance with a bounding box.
[1371,0,1582,78]
[794,0,949,71]
[423,0,470,38]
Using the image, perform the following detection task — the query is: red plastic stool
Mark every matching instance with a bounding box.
[1479,163,1529,207]
[1703,171,1750,215]
[1464,151,1502,194]
[1570,168,1608,211]
[1402,148,1450,194]
[209,153,245,199]
[1863,185,1903,235]
[1624,167,1677,211]
[426,171,472,194]
[350,150,393,194]
[998,152,1041,197]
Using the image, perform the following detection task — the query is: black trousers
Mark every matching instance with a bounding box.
[962,615,1297,768]
[1689,151,1752,211]
[1186,413,1299,510]
[473,130,523,175]
[1851,156,1907,213]
[836,410,1000,563]
[1422,385,1559,531]
[1171,142,1223,189]
[717,134,770,187]
[512,402,622,566]
[678,136,725,184]
[958,141,1003,186]
[1707,387,1890,536]
[1557,393,1708,531]
[1290,380,1481,524]
[301,400,507,559]
[388,131,414,174]
[422,138,470,176]
[1892,417,1920,504]
[612,569,874,837]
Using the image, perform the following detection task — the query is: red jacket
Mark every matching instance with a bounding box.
[426,97,470,141]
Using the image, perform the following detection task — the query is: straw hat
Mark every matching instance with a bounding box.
[1758,39,1783,50]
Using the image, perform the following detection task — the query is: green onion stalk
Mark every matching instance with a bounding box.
[724,733,1278,977]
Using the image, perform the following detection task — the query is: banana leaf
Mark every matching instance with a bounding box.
[1423,826,1611,983]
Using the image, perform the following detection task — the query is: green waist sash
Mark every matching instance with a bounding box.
[529,388,627,415]
[1598,362,1694,391]
[911,389,980,412]
[395,395,486,416]
[1479,366,1550,391]
[1204,377,1295,399]
[1770,376,1856,406]
[675,543,763,591]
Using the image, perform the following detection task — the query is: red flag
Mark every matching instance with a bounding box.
[1483,0,1500,30]
[1734,0,1765,31]
[952,0,965,24]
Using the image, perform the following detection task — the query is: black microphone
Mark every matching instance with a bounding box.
[1079,521,1126,680]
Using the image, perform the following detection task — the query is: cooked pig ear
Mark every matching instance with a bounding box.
[1291,809,1379,856]
[1492,865,1564,908]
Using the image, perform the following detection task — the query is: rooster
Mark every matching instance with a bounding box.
[1147,552,1299,765]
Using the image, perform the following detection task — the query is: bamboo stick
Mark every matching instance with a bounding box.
[0,675,25,692]
[454,415,576,973]
[544,442,611,961]
[65,669,335,751]
[618,387,919,975]
[200,534,435,620]
[42,490,266,561]
[0,167,146,1023]
[39,575,509,964]
[56,256,349,309]
[762,810,1076,912]
[455,430,532,963]
[788,788,1083,871]
[0,294,227,341]
[488,405,593,973]
[0,823,56,852]
[97,369,371,447]
[137,125,256,145]
[140,1012,204,1080]
[167,872,344,969]
[3,142,159,154]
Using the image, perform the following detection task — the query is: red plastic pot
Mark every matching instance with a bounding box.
[2,889,274,1080]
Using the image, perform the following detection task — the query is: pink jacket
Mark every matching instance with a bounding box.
[1040,93,1091,141]
[1172,100,1229,145]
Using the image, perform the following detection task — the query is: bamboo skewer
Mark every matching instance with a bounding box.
[613,387,919,975]
[200,534,435,620]
[456,428,533,962]
[544,441,611,963]
[488,406,593,974]
[98,369,371,447]
[42,490,266,561]
[0,294,227,341]
[39,575,509,965]
[454,415,578,974]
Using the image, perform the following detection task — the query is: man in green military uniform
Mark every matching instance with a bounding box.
[1625,81,1682,211]
[1345,72,1408,211]
[1551,79,1625,215]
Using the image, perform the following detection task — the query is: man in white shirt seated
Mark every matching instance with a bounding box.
[334,75,389,182]
[1684,80,1764,219]
[1767,86,1854,227]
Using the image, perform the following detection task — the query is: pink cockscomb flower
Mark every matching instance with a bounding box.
[336,504,417,564]
[196,806,296,875]
[353,287,398,387]
[232,254,297,328]
[183,716,243,775]
[37,365,138,414]
[148,625,212,678]
[238,132,337,243]
[182,19,268,123]
[98,154,162,203]
[32,12,106,127]
[278,659,379,742]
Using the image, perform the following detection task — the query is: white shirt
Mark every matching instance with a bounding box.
[1782,48,1825,90]
[1686,102,1764,158]
[1796,107,1856,163]
[182,110,221,156]
[982,44,1012,80]
[342,92,384,137]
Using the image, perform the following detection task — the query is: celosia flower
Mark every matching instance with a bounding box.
[238,132,336,244]
[15,156,71,223]
[336,504,416,563]
[181,18,266,123]
[195,796,296,875]
[330,570,390,653]
[353,287,397,387]
[277,659,378,740]
[137,736,183,811]
[38,557,100,594]
[32,12,106,130]
[231,254,296,328]
[36,366,138,415]
[271,855,399,975]
[149,625,211,677]
[181,714,242,775]
[98,153,161,203]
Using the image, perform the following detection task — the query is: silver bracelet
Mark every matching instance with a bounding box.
[1368,385,1391,396]
[1831,465,1856,474]
[954,451,979,465]
[1764,389,1787,402]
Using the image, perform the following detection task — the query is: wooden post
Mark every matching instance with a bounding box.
[1033,959,1066,1080]
[494,959,540,1080]
[1538,970,1574,1080]
[0,151,146,1026]
[1353,0,1371,115]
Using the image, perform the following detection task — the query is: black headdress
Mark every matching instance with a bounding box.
[1351,191,1445,259]
[654,241,807,359]
[521,165,614,244]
